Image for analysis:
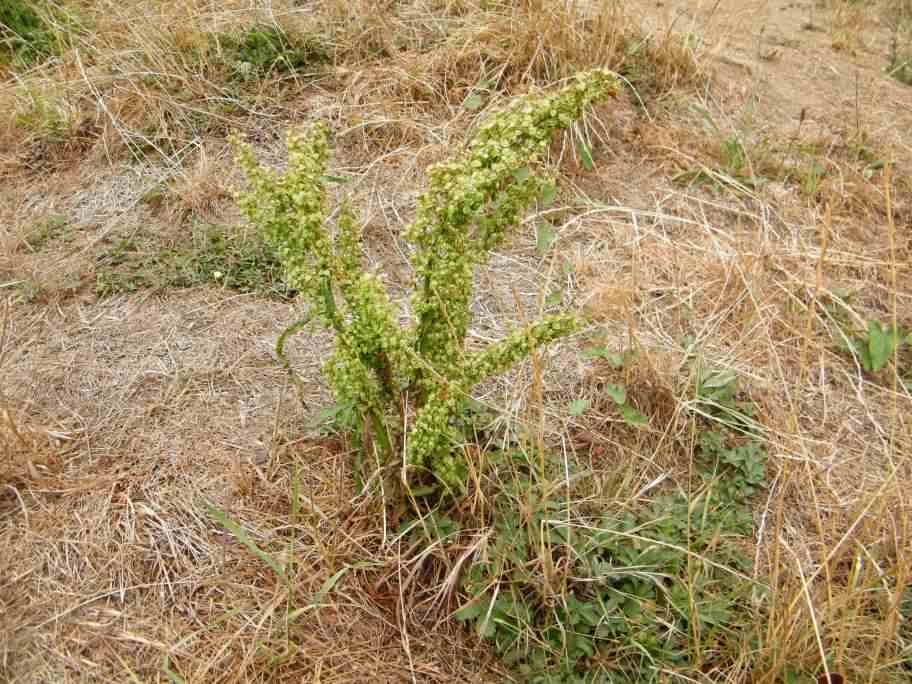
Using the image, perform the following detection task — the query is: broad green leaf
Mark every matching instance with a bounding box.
[545,289,563,307]
[540,181,557,207]
[618,404,648,426]
[310,401,349,427]
[859,345,875,373]
[478,617,497,639]
[568,399,590,416]
[454,598,487,621]
[581,345,609,359]
[536,221,558,255]
[577,140,594,171]
[208,505,286,581]
[463,93,484,110]
[604,383,626,404]
[513,166,530,182]
[782,668,813,684]
[700,368,738,390]
[866,320,898,372]
[581,346,626,367]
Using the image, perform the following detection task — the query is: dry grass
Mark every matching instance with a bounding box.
[2,0,912,682]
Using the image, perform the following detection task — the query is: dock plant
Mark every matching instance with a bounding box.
[233,69,618,493]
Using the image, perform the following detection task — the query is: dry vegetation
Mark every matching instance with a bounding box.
[2,0,911,682]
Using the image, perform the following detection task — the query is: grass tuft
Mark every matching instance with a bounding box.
[0,0,59,68]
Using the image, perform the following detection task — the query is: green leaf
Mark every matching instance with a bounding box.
[208,505,286,581]
[454,598,488,621]
[478,617,497,639]
[321,174,348,184]
[463,93,484,110]
[545,289,563,307]
[536,221,558,255]
[581,345,609,359]
[577,140,594,171]
[310,566,350,606]
[161,660,187,684]
[782,668,813,684]
[618,404,648,426]
[540,181,557,207]
[309,400,353,429]
[581,346,626,366]
[568,399,590,416]
[513,166,531,182]
[605,383,626,404]
[866,320,896,372]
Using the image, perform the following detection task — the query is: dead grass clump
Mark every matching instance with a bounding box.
[321,0,705,160]
[0,291,500,682]
[0,403,58,494]
[0,300,63,496]
[158,145,233,224]
[1,1,336,172]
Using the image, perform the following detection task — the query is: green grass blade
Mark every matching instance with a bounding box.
[208,505,286,582]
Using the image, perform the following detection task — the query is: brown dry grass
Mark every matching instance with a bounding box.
[2,0,912,682]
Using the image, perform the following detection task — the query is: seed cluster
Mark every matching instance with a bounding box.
[233,69,619,490]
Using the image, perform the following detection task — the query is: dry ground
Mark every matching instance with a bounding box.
[2,1,911,682]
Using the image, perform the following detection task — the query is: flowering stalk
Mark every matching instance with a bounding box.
[233,70,619,491]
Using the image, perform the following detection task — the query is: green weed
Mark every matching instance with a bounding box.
[233,70,619,494]
[217,24,329,82]
[836,318,911,373]
[94,224,292,299]
[18,214,70,252]
[450,420,767,682]
[888,48,912,85]
[672,132,762,197]
[11,278,45,304]
[12,86,78,141]
[692,365,761,435]
[886,1,912,85]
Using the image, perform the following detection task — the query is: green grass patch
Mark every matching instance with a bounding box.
[888,50,912,85]
[216,24,329,82]
[432,369,768,683]
[18,214,70,252]
[94,224,293,299]
[0,0,57,67]
[887,1,912,85]
[0,0,81,68]
[447,439,765,682]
